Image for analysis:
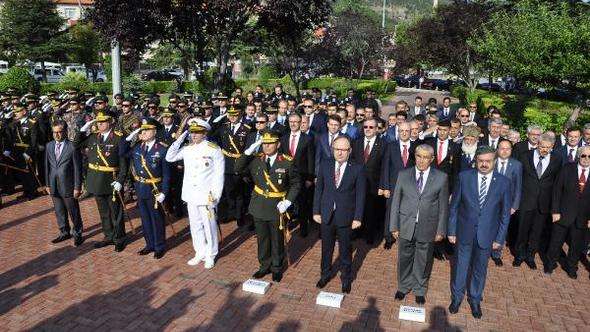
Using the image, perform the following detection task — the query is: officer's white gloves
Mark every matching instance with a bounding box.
[42,103,53,113]
[111,181,122,192]
[126,128,141,142]
[173,130,189,145]
[156,193,165,203]
[3,111,13,119]
[80,119,96,133]
[85,97,96,107]
[3,150,10,157]
[244,139,263,156]
[212,113,227,123]
[22,152,31,162]
[277,200,292,214]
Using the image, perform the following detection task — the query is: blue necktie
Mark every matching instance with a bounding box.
[479,176,487,208]
[416,171,424,194]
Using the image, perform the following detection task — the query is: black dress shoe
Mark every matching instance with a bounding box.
[272,272,283,282]
[544,262,557,275]
[316,278,329,289]
[252,270,270,279]
[300,228,308,238]
[154,251,165,259]
[433,250,445,261]
[492,257,503,267]
[415,295,425,305]
[394,291,406,301]
[138,248,153,256]
[114,242,126,252]
[51,234,71,244]
[73,236,84,247]
[512,257,523,267]
[342,283,351,294]
[94,240,114,248]
[525,257,537,270]
[566,270,577,279]
[448,300,461,314]
[469,301,482,319]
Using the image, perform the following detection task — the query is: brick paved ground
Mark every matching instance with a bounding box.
[1,190,589,332]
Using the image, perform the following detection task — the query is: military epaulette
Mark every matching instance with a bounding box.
[243,124,251,129]
[207,141,220,149]
[114,130,123,136]
[28,118,36,124]
[280,154,293,161]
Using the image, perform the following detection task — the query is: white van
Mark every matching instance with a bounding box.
[0,61,8,75]
[32,68,65,83]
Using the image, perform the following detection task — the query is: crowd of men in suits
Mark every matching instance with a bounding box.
[0,84,589,320]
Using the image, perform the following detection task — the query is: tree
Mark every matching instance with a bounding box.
[393,0,497,91]
[257,0,332,97]
[66,23,106,81]
[0,0,66,81]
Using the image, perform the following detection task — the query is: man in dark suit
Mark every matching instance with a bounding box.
[409,96,426,119]
[514,133,562,269]
[555,127,581,165]
[448,146,511,319]
[425,120,460,192]
[266,107,287,136]
[512,124,542,160]
[544,146,590,278]
[491,140,522,266]
[478,119,504,150]
[436,97,456,122]
[380,122,416,249]
[302,97,327,135]
[280,113,315,237]
[390,144,449,304]
[314,114,343,176]
[466,102,481,125]
[351,118,386,244]
[45,120,84,246]
[314,136,366,293]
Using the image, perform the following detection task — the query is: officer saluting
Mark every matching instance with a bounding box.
[74,107,128,252]
[235,131,300,282]
[165,118,224,269]
[125,118,171,259]
[7,104,40,200]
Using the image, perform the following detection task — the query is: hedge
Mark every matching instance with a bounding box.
[39,77,395,99]
[450,86,585,135]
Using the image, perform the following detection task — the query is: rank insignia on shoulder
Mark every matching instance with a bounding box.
[207,141,220,149]
[114,130,123,136]
[243,124,251,129]
[280,154,293,161]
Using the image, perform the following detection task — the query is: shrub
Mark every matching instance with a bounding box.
[257,65,278,80]
[122,75,145,94]
[58,72,90,93]
[0,67,40,95]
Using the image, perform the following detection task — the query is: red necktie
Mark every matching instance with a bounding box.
[580,169,586,194]
[290,134,297,156]
[402,144,408,167]
[437,140,444,165]
[363,140,370,164]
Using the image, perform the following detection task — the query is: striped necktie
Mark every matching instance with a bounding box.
[479,175,487,208]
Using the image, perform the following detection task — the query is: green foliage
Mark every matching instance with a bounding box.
[144,43,183,70]
[66,23,104,67]
[122,75,145,94]
[0,0,66,64]
[0,67,40,94]
[58,72,90,93]
[470,1,590,89]
[257,66,278,80]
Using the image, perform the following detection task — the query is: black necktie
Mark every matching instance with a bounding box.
[266,157,271,171]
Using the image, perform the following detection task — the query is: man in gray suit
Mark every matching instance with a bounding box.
[389,144,449,304]
[45,120,84,246]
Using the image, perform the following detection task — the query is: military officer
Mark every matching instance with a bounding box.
[117,98,141,136]
[7,104,40,200]
[74,110,128,252]
[235,131,301,282]
[211,105,251,224]
[125,118,171,259]
[166,118,225,269]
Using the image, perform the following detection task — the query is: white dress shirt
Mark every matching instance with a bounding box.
[101,129,112,142]
[266,153,278,168]
[566,145,578,161]
[533,150,550,175]
[578,165,589,179]
[488,136,500,149]
[364,136,375,156]
[497,157,508,175]
[288,131,300,154]
[415,167,430,222]
[334,160,347,187]
[436,139,448,161]
[144,139,156,152]
[477,171,492,197]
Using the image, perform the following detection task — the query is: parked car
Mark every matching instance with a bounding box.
[0,61,8,75]
[141,70,183,81]
[65,65,108,82]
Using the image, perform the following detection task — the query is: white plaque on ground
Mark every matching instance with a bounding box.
[242,279,270,295]
[398,305,426,323]
[316,291,344,308]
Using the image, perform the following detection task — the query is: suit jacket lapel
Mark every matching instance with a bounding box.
[420,169,435,197]
[48,141,56,164]
[481,172,497,209]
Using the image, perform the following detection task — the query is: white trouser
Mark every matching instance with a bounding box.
[187,204,218,260]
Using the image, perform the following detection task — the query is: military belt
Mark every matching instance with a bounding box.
[133,175,162,184]
[88,163,118,172]
[254,185,286,198]
[14,143,29,148]
[221,149,241,159]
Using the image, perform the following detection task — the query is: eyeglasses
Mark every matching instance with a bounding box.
[580,154,590,159]
[255,121,267,124]
[122,104,131,107]
[363,125,375,129]
[303,106,313,109]
[52,130,64,134]
[460,115,469,118]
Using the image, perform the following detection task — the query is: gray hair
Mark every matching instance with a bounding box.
[539,132,556,145]
[488,118,503,128]
[577,145,590,158]
[527,124,542,134]
[583,123,590,131]
[415,144,434,157]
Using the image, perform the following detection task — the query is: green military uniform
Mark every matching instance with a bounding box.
[8,108,39,199]
[74,111,128,247]
[235,132,300,274]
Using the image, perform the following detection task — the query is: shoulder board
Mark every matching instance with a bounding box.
[243,124,251,129]
[207,141,220,149]
[258,153,265,159]
[280,154,293,161]
[159,142,169,148]
[29,119,36,124]
[91,128,99,134]
[114,130,123,136]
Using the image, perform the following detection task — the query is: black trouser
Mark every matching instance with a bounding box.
[169,165,185,217]
[321,216,352,284]
[361,192,383,243]
[254,218,285,273]
[94,194,126,244]
[52,195,83,237]
[297,182,314,234]
[219,174,244,222]
[516,209,548,258]
[546,221,586,273]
